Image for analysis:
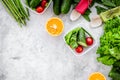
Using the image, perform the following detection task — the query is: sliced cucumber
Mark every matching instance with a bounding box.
[78,28,87,47]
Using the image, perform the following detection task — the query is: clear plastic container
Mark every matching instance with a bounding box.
[63,26,97,56]
[21,0,52,14]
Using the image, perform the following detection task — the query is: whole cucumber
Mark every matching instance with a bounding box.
[30,0,41,8]
[53,0,61,15]
[61,0,72,14]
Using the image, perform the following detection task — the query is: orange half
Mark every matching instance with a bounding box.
[88,72,106,80]
[45,17,64,36]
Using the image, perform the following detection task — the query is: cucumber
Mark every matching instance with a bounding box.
[30,0,41,8]
[61,0,72,14]
[53,0,61,15]
[78,28,87,47]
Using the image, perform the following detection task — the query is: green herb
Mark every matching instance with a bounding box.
[95,6,107,14]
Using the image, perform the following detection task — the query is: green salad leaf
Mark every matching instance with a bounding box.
[65,27,80,49]
[109,61,120,80]
[97,17,120,65]
[97,56,116,65]
[97,17,120,80]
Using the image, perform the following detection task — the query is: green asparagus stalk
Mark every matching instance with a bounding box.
[13,0,29,20]
[1,0,29,27]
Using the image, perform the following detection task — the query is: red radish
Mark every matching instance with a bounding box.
[75,45,83,53]
[86,37,93,46]
[36,6,44,13]
[41,0,47,7]
[75,0,92,14]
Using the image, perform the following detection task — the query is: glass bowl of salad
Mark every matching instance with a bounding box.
[64,26,96,56]
[21,0,52,14]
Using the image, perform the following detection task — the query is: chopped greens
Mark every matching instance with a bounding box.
[97,17,120,80]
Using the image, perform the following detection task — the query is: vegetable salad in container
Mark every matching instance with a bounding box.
[64,26,96,56]
[21,0,52,14]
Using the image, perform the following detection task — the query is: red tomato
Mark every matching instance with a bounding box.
[41,0,47,7]
[75,45,83,53]
[36,6,44,13]
[86,37,93,46]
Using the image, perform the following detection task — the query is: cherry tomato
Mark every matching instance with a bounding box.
[75,45,83,53]
[41,0,47,7]
[86,37,93,46]
[36,6,44,13]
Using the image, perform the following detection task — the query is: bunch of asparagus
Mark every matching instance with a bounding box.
[1,0,29,27]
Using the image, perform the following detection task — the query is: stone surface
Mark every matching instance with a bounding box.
[0,2,111,80]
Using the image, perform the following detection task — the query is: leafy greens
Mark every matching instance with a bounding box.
[97,17,120,80]
[93,0,120,14]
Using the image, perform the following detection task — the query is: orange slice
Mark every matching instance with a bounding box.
[45,17,64,36]
[88,72,106,80]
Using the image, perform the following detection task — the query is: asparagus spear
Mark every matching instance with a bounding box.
[1,0,29,26]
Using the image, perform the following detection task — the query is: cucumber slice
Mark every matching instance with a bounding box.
[78,28,87,47]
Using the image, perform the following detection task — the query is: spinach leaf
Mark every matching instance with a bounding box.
[82,9,91,21]
[102,0,116,7]
[95,6,107,14]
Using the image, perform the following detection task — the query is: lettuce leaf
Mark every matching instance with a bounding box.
[97,17,120,66]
